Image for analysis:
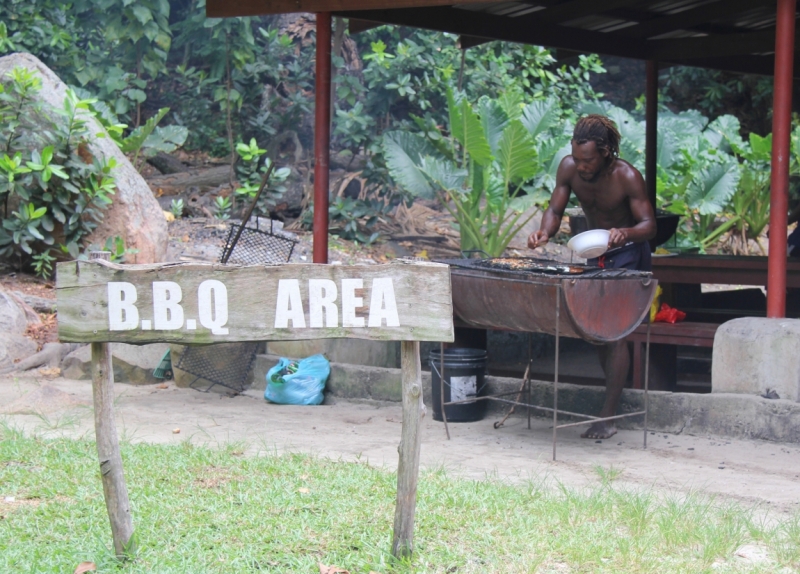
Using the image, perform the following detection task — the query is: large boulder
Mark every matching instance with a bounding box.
[61,343,170,385]
[0,52,168,263]
[0,289,39,370]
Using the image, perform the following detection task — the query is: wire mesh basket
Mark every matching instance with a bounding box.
[219,218,299,265]
[175,342,261,394]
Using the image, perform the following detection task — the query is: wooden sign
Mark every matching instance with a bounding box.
[56,259,454,344]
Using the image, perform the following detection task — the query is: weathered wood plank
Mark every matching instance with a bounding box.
[88,252,135,559]
[392,340,424,558]
[57,260,454,344]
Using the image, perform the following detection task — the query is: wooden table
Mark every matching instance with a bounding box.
[652,254,800,288]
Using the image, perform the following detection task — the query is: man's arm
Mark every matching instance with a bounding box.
[608,168,656,248]
[528,158,573,249]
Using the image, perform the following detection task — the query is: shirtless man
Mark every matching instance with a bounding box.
[528,114,656,439]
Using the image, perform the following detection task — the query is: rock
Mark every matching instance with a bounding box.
[0,289,31,335]
[0,334,38,371]
[0,385,90,415]
[12,291,56,313]
[0,53,168,263]
[0,288,40,370]
[61,343,171,385]
[0,342,82,375]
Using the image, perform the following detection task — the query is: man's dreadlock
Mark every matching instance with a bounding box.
[572,114,621,161]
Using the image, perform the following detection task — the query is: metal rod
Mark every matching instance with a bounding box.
[220,160,277,264]
[313,11,332,264]
[644,321,651,449]
[444,395,599,420]
[556,411,647,430]
[553,285,560,461]
[645,60,658,211]
[492,363,530,429]
[439,342,450,440]
[766,0,796,317]
[527,333,532,430]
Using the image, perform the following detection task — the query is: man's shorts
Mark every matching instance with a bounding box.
[789,227,800,258]
[587,241,652,272]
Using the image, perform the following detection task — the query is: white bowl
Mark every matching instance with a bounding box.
[567,229,611,259]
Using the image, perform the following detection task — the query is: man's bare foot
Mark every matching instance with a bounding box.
[581,421,617,439]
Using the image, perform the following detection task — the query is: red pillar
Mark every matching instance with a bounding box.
[767,0,796,318]
[313,12,332,264]
[645,61,658,211]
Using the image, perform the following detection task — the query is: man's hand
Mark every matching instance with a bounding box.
[608,228,629,248]
[528,230,550,249]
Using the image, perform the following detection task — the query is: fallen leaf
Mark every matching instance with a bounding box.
[319,564,349,574]
[156,383,168,389]
[182,235,190,242]
[298,487,309,493]
[172,428,181,434]
[74,562,97,574]
[163,211,175,222]
[414,249,428,259]
[38,367,61,377]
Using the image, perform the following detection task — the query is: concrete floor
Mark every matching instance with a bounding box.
[2,373,800,520]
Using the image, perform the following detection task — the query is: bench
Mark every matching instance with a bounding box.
[625,322,720,390]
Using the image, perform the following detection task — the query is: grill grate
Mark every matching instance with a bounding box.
[176,342,261,394]
[440,257,651,279]
[220,219,299,266]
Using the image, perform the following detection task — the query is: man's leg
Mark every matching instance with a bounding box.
[582,340,629,439]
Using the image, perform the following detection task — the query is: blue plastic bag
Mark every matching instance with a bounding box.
[265,354,330,405]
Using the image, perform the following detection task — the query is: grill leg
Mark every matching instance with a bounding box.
[553,286,561,462]
[527,333,532,430]
[644,322,651,449]
[440,342,450,440]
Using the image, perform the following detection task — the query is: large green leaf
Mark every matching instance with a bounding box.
[382,131,436,198]
[656,129,678,171]
[478,96,509,156]
[748,132,772,162]
[687,159,741,215]
[497,119,537,186]
[120,107,169,154]
[142,125,188,157]
[706,115,744,155]
[520,98,560,139]
[606,106,645,152]
[455,98,492,167]
[498,89,524,120]
[419,156,467,193]
[446,88,464,144]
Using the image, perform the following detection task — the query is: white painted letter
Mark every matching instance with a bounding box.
[108,282,139,330]
[152,281,184,330]
[309,279,338,328]
[274,279,306,328]
[368,278,400,327]
[341,278,364,328]
[197,280,229,335]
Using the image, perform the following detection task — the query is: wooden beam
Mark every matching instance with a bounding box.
[648,28,778,60]
[207,0,508,18]
[459,35,490,49]
[88,252,135,560]
[348,18,381,34]
[391,340,424,558]
[350,6,651,60]
[663,55,777,77]
[535,0,641,24]
[624,0,759,39]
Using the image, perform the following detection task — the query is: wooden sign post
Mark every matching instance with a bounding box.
[57,257,453,559]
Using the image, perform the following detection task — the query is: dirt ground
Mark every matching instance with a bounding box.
[2,373,799,521]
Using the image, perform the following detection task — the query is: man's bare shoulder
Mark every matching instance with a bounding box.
[557,154,578,176]
[612,158,645,189]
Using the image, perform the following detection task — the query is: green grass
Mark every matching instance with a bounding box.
[1,422,798,574]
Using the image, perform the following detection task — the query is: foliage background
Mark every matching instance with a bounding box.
[1,0,794,253]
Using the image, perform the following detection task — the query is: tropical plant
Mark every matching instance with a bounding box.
[214,195,232,220]
[384,90,568,256]
[0,67,118,273]
[233,138,291,216]
[169,198,185,218]
[117,107,188,171]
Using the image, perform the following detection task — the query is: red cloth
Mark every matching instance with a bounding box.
[654,303,686,324]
